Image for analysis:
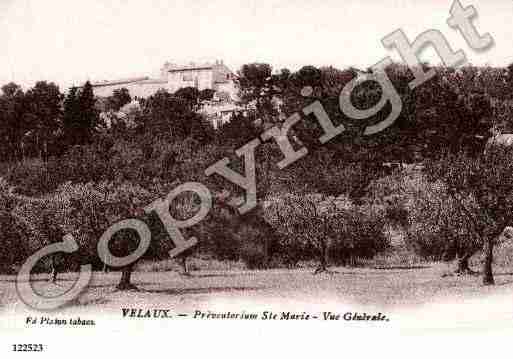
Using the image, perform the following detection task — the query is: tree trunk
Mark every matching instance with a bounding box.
[20,142,25,164]
[314,239,329,274]
[264,236,269,269]
[181,256,189,275]
[36,133,42,161]
[482,238,495,285]
[50,268,58,283]
[455,253,474,275]
[43,140,48,163]
[49,255,58,283]
[117,265,137,290]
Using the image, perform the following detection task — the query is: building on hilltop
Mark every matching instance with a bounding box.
[90,60,241,129]
[90,60,237,100]
[91,76,168,98]
[162,60,237,99]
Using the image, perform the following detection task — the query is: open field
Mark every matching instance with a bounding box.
[2,263,513,319]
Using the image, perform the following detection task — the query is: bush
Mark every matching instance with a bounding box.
[12,180,167,274]
[54,181,160,263]
[6,160,54,196]
[0,178,35,273]
[403,176,480,260]
[201,222,241,261]
[265,193,389,268]
[6,142,118,196]
[329,206,389,265]
[0,210,34,273]
[239,240,267,270]
[234,221,271,269]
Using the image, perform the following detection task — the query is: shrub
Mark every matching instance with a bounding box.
[12,181,167,274]
[329,206,389,265]
[200,222,241,261]
[54,181,160,262]
[0,178,35,273]
[403,177,480,260]
[239,239,267,270]
[265,193,388,269]
[6,142,118,196]
[6,160,54,196]
[0,210,34,273]
[234,221,271,269]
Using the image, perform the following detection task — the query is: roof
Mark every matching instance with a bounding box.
[164,61,234,75]
[136,78,168,85]
[91,77,150,87]
[166,63,214,72]
[168,65,214,72]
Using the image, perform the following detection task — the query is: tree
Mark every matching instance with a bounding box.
[294,65,322,89]
[0,83,27,162]
[24,81,63,161]
[189,114,215,143]
[265,190,389,270]
[63,82,98,146]
[236,63,280,125]
[14,197,68,282]
[199,195,277,269]
[401,174,481,273]
[2,82,22,98]
[43,181,162,290]
[412,71,492,158]
[265,193,348,273]
[199,88,216,102]
[174,87,200,111]
[216,111,259,147]
[237,63,273,103]
[0,179,34,274]
[108,88,131,112]
[425,146,513,285]
[166,190,207,275]
[139,89,211,141]
[77,81,99,144]
[62,86,80,146]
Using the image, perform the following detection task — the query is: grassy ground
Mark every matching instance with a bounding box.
[2,240,513,331]
[2,261,513,315]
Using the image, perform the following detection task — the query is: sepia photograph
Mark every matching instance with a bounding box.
[1,0,513,357]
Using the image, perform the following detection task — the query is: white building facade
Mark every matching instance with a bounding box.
[91,60,237,100]
[89,60,241,128]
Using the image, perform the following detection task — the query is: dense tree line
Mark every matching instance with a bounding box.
[1,61,513,289]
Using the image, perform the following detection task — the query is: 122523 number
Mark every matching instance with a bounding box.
[12,344,44,352]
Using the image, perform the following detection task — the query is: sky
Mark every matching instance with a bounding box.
[0,0,512,91]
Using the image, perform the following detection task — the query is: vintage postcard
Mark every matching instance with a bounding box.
[1,0,513,357]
